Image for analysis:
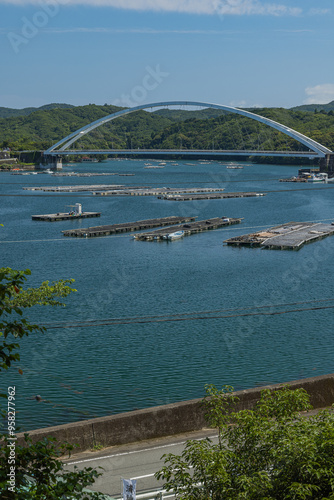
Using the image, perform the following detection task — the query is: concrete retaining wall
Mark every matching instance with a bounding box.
[16,373,334,453]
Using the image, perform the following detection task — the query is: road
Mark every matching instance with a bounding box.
[63,428,218,498]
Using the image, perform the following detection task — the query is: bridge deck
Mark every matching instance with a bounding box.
[47,149,321,158]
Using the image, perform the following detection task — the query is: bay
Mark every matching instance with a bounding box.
[1,158,334,431]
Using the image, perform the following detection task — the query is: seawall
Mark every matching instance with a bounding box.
[16,373,334,453]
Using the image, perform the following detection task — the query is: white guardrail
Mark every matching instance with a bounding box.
[114,490,175,500]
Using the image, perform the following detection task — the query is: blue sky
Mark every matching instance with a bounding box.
[0,0,333,109]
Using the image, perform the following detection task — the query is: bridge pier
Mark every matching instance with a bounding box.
[319,153,334,176]
[41,154,62,170]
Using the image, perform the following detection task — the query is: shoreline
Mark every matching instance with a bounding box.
[16,372,334,453]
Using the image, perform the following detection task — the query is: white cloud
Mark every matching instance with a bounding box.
[229,100,247,107]
[308,8,331,16]
[304,84,334,104]
[46,27,243,35]
[0,0,303,16]
[214,0,301,16]
[275,29,313,33]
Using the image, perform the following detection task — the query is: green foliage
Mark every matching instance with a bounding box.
[0,103,74,119]
[0,434,104,500]
[291,100,334,113]
[0,268,108,499]
[1,103,334,153]
[0,267,75,371]
[156,385,334,499]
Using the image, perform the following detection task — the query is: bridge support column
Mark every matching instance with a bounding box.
[319,153,334,176]
[42,155,62,170]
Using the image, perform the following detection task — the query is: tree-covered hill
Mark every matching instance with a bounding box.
[291,100,334,113]
[1,102,334,153]
[0,103,74,119]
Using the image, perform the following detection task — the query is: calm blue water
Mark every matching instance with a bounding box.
[1,158,334,431]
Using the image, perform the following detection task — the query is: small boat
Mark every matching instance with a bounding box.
[164,230,185,241]
[307,173,328,183]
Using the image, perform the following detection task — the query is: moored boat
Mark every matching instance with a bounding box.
[307,173,328,183]
[163,230,185,241]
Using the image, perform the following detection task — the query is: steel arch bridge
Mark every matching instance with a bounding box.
[45,100,332,158]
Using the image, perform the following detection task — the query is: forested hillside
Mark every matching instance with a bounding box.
[291,100,334,113]
[0,103,74,119]
[1,103,334,153]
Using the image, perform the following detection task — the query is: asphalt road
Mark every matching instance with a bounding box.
[63,428,218,498]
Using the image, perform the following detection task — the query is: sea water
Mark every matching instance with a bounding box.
[1,158,334,431]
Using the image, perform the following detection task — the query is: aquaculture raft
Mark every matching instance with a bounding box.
[92,187,226,196]
[32,212,101,222]
[62,216,196,238]
[159,192,265,201]
[24,184,125,192]
[224,222,334,250]
[134,217,242,241]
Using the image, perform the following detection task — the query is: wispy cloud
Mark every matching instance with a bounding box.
[304,84,334,104]
[308,8,331,16]
[44,27,244,35]
[214,0,301,17]
[275,29,314,33]
[0,0,303,16]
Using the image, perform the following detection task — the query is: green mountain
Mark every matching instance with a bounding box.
[291,100,334,113]
[0,103,74,119]
[1,102,334,154]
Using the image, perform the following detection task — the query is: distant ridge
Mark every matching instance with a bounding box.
[291,100,334,113]
[1,102,334,154]
[0,103,74,119]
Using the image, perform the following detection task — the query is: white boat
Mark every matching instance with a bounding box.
[164,230,185,241]
[307,173,328,183]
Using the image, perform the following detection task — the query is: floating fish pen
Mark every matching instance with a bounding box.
[51,173,117,177]
[159,192,265,201]
[32,203,100,221]
[92,187,226,196]
[279,177,308,183]
[24,184,125,192]
[224,221,334,250]
[134,217,242,241]
[62,216,196,238]
[32,212,101,222]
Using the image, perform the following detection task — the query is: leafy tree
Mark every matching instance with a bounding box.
[0,267,110,499]
[156,384,334,499]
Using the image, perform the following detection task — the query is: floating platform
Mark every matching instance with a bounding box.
[24,184,125,192]
[159,191,265,201]
[279,177,308,183]
[224,221,334,250]
[32,212,101,222]
[52,172,117,177]
[92,187,226,196]
[62,216,196,238]
[134,217,242,241]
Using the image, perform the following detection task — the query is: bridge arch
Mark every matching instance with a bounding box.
[45,101,332,157]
